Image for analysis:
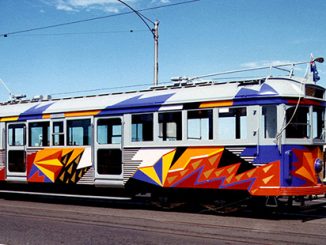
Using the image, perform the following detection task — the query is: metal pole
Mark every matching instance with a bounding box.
[116,0,159,86]
[153,20,159,86]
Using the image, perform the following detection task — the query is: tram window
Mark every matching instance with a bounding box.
[132,114,153,142]
[159,112,182,141]
[29,122,50,147]
[52,121,64,146]
[262,106,277,138]
[97,118,122,144]
[8,124,25,146]
[187,110,213,140]
[218,108,247,140]
[97,149,122,175]
[67,119,92,146]
[313,107,324,139]
[8,150,25,172]
[286,106,310,138]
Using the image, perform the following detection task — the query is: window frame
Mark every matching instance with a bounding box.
[217,107,248,141]
[131,113,154,142]
[7,123,26,147]
[66,117,93,146]
[158,111,182,141]
[187,109,213,141]
[28,120,51,147]
[51,120,66,147]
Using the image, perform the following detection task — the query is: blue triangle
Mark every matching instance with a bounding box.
[154,159,163,183]
[28,164,39,178]
[28,164,53,183]
[132,170,160,186]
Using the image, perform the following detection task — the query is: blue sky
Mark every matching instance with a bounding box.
[0,0,325,101]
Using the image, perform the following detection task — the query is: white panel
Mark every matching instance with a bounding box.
[77,147,92,169]
[132,148,174,167]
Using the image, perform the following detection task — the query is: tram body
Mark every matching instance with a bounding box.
[0,63,326,200]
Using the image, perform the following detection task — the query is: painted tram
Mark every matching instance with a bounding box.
[0,57,325,205]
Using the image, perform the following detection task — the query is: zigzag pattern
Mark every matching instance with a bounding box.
[132,147,281,194]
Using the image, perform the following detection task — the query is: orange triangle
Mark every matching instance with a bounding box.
[180,169,189,176]
[263,164,273,173]
[208,154,219,166]
[235,173,245,181]
[247,169,256,178]
[215,168,224,177]
[225,174,233,184]
[263,175,274,184]
[227,165,237,174]
[295,166,316,184]
[191,159,202,170]
[167,175,178,184]
[203,169,214,179]
[34,149,62,163]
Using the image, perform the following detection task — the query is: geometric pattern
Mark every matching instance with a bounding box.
[131,146,326,196]
[292,147,322,186]
[27,148,91,184]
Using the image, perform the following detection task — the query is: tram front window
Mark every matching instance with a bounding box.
[286,106,310,138]
[313,107,324,139]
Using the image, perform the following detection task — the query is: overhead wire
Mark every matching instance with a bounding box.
[7,29,147,37]
[0,0,200,38]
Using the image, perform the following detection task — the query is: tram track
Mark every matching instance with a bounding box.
[1,195,326,245]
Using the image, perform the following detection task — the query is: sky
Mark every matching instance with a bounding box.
[0,0,325,101]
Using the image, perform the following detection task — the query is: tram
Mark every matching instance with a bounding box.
[0,57,325,205]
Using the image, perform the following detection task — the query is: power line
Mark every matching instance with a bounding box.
[8,29,147,37]
[1,0,200,38]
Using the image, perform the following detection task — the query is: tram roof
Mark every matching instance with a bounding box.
[0,76,323,120]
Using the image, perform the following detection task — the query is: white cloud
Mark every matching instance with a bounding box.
[241,60,296,69]
[241,60,309,77]
[46,0,137,13]
[151,0,170,4]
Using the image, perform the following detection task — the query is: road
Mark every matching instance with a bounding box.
[0,195,326,245]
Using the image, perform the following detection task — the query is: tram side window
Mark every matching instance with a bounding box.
[158,112,182,141]
[187,110,213,140]
[97,118,122,144]
[8,124,25,146]
[53,121,64,146]
[313,107,324,139]
[218,107,247,140]
[132,114,153,142]
[286,106,310,138]
[262,106,277,138]
[29,122,50,147]
[8,150,25,173]
[67,119,92,146]
[97,149,122,175]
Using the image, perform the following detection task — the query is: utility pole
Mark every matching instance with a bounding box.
[153,20,159,86]
[117,0,159,86]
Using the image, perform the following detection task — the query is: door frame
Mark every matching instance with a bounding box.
[94,116,124,185]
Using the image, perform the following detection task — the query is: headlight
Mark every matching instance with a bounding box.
[315,158,323,173]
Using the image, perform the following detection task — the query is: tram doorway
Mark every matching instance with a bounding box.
[94,117,123,187]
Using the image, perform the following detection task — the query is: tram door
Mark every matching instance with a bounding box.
[6,123,27,181]
[94,117,123,186]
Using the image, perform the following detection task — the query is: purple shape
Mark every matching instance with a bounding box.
[19,103,54,121]
[259,83,278,96]
[154,159,163,183]
[99,93,174,115]
[132,170,160,186]
[235,83,278,99]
